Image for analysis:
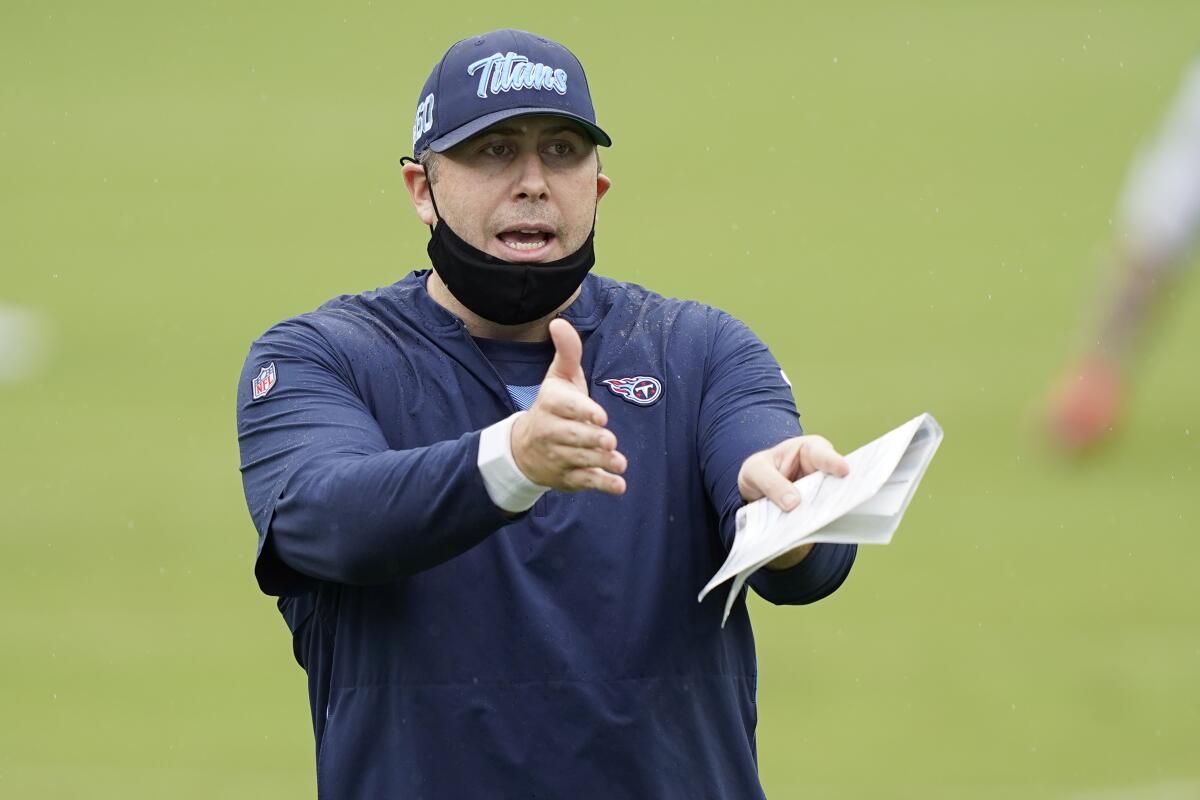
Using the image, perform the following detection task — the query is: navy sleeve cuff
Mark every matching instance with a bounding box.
[748,543,858,606]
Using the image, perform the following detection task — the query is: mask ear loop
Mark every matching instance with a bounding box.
[400,155,442,231]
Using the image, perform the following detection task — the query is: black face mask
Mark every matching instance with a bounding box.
[406,158,597,326]
[427,218,596,326]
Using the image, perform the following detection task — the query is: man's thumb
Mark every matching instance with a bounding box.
[547,318,585,386]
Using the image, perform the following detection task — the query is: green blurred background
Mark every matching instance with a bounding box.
[3,1,1198,797]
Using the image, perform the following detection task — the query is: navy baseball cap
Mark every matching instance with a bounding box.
[411,29,612,154]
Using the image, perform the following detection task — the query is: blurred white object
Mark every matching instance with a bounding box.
[1120,58,1200,270]
[0,305,50,383]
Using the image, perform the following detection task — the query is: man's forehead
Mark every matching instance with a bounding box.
[471,116,590,140]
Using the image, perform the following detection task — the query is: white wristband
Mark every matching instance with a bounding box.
[478,411,550,513]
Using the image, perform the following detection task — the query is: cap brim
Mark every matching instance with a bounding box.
[428,107,612,152]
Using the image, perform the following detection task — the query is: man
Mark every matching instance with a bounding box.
[237,29,857,799]
[1046,57,1200,451]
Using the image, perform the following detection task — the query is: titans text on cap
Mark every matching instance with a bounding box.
[468,52,568,99]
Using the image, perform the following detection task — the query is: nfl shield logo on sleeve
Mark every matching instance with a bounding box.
[252,362,277,400]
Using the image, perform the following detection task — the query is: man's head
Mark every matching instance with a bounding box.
[405,116,610,263]
[401,29,612,264]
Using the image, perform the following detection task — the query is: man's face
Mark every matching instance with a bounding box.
[416,115,611,263]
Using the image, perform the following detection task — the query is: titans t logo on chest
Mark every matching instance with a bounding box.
[601,376,663,406]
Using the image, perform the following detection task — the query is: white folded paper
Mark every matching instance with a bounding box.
[699,412,944,625]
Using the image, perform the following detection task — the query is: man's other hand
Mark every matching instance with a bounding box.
[738,435,850,510]
[737,436,850,570]
[511,319,627,495]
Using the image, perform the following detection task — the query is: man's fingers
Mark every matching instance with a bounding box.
[546,418,617,450]
[553,444,627,474]
[564,467,626,496]
[745,459,802,511]
[799,436,850,478]
[546,318,586,388]
[738,434,851,507]
[539,382,608,426]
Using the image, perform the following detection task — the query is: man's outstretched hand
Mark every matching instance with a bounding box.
[737,435,850,570]
[511,319,627,495]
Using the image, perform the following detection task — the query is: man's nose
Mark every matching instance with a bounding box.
[513,151,549,201]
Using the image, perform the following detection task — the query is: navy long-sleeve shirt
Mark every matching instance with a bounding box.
[236,271,856,799]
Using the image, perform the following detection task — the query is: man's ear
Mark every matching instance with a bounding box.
[597,172,612,203]
[401,161,436,226]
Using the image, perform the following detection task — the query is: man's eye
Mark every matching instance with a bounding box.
[483,143,512,158]
[546,142,573,157]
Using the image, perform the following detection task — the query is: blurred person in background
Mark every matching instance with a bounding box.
[1046,58,1200,451]
[236,29,857,799]
[0,305,48,384]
